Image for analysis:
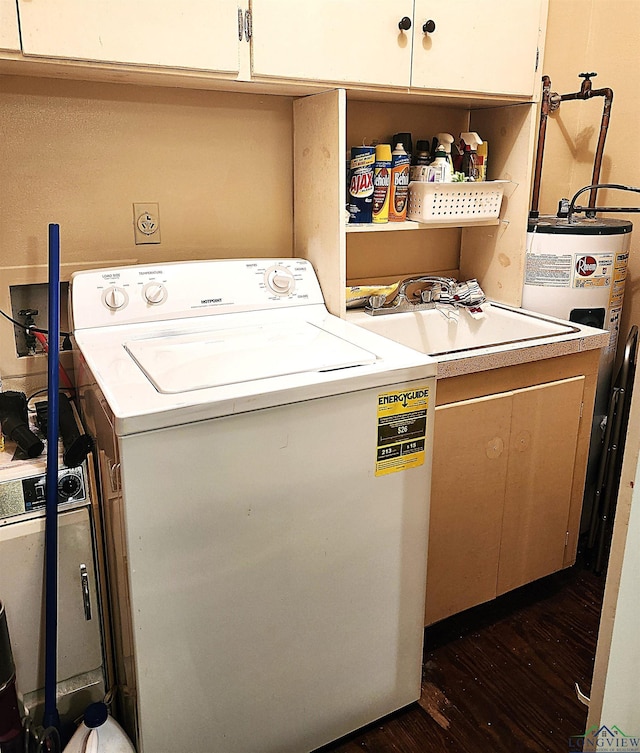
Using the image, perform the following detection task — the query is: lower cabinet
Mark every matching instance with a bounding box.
[425,353,598,625]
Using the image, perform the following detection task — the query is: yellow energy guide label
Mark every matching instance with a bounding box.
[376,386,430,476]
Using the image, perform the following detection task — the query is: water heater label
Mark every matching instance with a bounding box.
[572,252,613,289]
[375,387,429,476]
[525,252,573,287]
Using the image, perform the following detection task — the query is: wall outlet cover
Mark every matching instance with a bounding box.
[133,203,161,244]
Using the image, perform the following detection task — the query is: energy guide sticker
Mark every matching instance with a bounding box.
[376,387,429,476]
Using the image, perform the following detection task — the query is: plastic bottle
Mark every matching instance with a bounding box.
[434,133,455,173]
[388,143,410,222]
[62,703,135,753]
[460,132,483,181]
[372,144,392,224]
[426,146,452,183]
[476,140,488,181]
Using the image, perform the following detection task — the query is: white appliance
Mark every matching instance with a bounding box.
[70,258,436,753]
[0,428,104,725]
[522,216,632,412]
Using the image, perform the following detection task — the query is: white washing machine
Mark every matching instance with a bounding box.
[70,258,436,753]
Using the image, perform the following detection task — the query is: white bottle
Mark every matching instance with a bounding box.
[426,146,452,183]
[63,703,135,753]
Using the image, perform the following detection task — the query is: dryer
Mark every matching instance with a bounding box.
[70,258,436,753]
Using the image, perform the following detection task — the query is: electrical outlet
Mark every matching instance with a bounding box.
[133,202,161,244]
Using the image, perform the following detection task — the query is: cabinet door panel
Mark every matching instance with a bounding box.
[251,0,413,87]
[497,377,584,594]
[0,0,21,51]
[17,0,241,73]
[425,393,511,625]
[411,0,541,96]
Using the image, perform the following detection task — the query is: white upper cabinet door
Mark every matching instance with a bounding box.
[0,0,21,51]
[411,0,543,96]
[17,0,242,74]
[251,0,414,88]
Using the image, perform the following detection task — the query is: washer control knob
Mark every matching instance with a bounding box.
[102,286,129,311]
[143,282,168,306]
[58,472,82,500]
[265,266,295,296]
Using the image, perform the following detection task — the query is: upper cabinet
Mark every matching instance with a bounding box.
[0,0,21,51]
[410,0,543,96]
[250,0,414,89]
[251,0,545,98]
[16,0,242,75]
[9,1,546,99]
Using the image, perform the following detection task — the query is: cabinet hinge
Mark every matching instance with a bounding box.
[580,401,584,419]
[244,9,253,41]
[535,47,540,72]
[237,8,243,41]
[565,531,569,547]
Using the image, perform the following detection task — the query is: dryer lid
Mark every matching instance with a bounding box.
[124,320,378,394]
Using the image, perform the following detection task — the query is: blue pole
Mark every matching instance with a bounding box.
[43,223,61,732]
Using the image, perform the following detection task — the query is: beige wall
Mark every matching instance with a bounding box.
[0,76,294,268]
[0,75,294,386]
[539,0,640,357]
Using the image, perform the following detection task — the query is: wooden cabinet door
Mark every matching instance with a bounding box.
[0,0,21,51]
[411,0,542,96]
[17,0,242,74]
[497,377,585,595]
[425,392,511,625]
[251,0,413,87]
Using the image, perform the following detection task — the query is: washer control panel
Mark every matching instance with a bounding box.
[0,465,88,521]
[71,258,326,330]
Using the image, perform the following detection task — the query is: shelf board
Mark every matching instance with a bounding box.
[346,218,500,233]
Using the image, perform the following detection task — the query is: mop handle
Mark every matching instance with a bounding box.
[43,223,61,732]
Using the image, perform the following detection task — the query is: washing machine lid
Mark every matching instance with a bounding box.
[124,319,378,394]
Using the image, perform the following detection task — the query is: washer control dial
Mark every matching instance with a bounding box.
[264,265,295,296]
[102,286,129,311]
[57,471,83,500]
[143,282,168,306]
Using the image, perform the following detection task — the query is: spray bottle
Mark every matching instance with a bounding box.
[434,133,455,174]
[388,143,410,222]
[426,146,452,183]
[460,132,483,181]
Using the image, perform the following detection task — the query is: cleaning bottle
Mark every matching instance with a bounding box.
[62,702,135,753]
[388,143,410,221]
[460,132,483,181]
[434,133,455,174]
[426,146,452,183]
[372,144,392,223]
[348,145,376,223]
[476,140,488,181]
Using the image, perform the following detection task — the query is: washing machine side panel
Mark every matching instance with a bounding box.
[117,379,434,753]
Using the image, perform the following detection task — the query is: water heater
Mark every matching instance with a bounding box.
[522,216,631,412]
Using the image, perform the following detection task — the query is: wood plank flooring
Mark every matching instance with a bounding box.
[317,558,605,753]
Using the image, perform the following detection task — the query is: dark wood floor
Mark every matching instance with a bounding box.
[317,555,605,753]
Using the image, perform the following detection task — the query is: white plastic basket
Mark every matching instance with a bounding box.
[407,180,507,223]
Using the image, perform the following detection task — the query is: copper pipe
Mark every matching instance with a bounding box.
[559,73,614,208]
[530,75,552,218]
[529,73,614,216]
